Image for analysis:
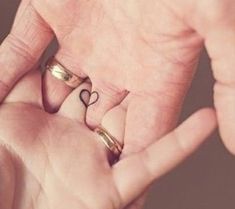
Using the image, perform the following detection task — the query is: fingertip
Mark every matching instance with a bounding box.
[174,108,217,152]
[190,107,217,131]
[219,127,235,156]
[196,107,216,119]
[213,87,235,155]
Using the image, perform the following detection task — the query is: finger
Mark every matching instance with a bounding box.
[86,84,127,128]
[124,193,147,209]
[121,34,203,156]
[113,108,217,206]
[98,103,127,161]
[0,146,15,209]
[101,103,127,145]
[3,69,43,108]
[13,0,31,23]
[58,80,92,123]
[202,21,235,154]
[0,2,53,101]
[122,95,181,156]
[91,95,128,164]
[42,69,75,112]
[42,53,87,112]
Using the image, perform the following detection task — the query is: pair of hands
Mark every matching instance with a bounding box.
[0,0,234,208]
[0,0,234,153]
[0,68,216,209]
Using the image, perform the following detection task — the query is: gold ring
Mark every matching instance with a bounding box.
[94,127,123,158]
[46,57,84,88]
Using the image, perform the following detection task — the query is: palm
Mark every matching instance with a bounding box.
[1,0,232,152]
[1,2,205,208]
[0,0,225,208]
[30,0,203,153]
[0,103,122,209]
[34,0,200,86]
[0,71,216,209]
[0,71,125,209]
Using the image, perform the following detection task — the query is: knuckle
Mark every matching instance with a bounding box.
[4,34,37,64]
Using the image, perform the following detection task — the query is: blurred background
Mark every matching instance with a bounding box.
[1,1,235,209]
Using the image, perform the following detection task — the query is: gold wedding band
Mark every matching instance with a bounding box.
[94,127,123,158]
[46,57,84,88]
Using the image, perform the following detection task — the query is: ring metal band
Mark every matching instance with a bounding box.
[94,127,123,158]
[46,58,84,88]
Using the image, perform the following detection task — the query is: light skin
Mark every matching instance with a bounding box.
[0,0,234,152]
[0,69,216,209]
[0,0,233,208]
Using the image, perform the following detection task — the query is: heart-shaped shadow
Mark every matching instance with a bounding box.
[79,89,99,108]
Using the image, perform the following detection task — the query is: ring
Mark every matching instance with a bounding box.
[94,127,123,158]
[46,57,84,88]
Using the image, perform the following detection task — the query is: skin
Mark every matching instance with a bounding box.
[0,69,216,209]
[0,0,234,149]
[0,0,233,207]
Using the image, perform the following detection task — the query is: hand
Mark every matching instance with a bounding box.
[0,0,206,161]
[0,2,203,208]
[0,1,229,207]
[1,0,233,152]
[0,68,216,209]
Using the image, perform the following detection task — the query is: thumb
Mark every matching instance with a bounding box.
[202,12,235,154]
[113,108,217,206]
